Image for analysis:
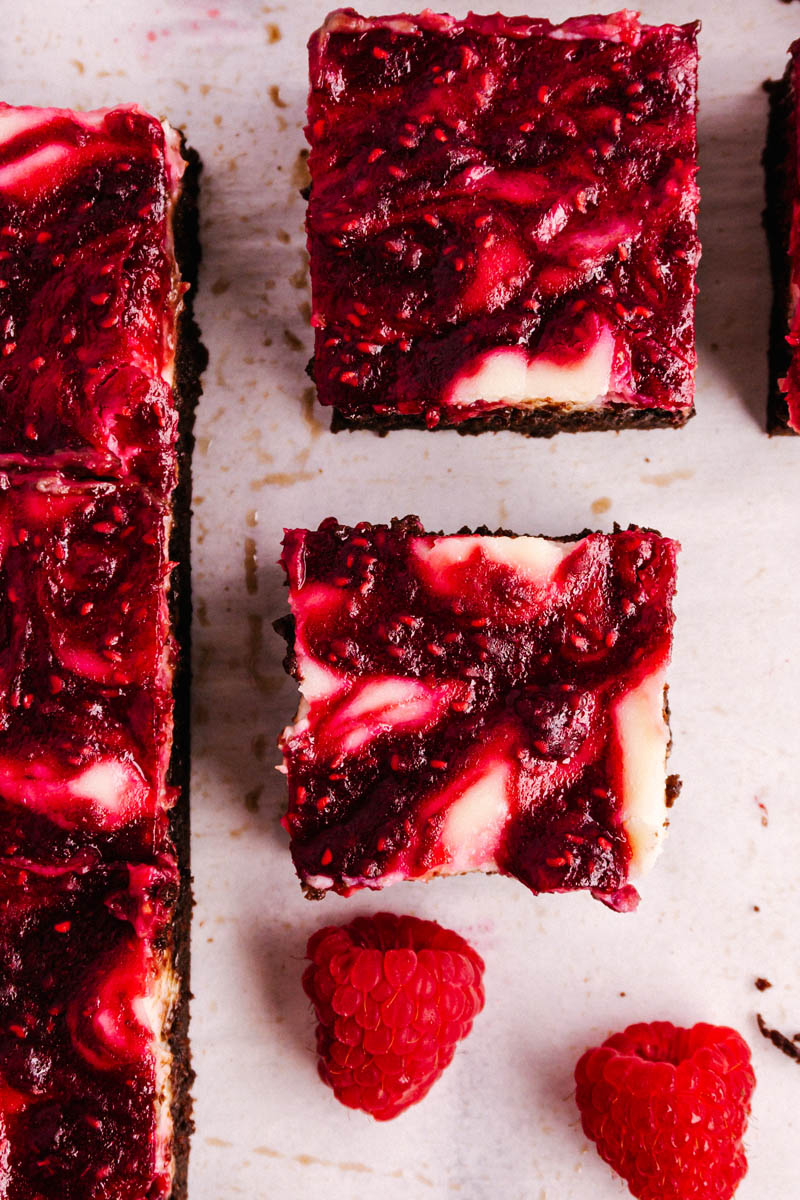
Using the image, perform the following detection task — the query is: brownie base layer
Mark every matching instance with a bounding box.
[276,519,681,901]
[166,136,208,1200]
[327,402,694,437]
[764,67,795,434]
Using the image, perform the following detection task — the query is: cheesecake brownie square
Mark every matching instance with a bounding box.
[0,471,175,867]
[765,41,800,432]
[0,104,189,493]
[306,10,700,433]
[278,517,680,911]
[0,859,181,1199]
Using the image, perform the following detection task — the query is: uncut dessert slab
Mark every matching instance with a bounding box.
[2,2,799,1199]
[0,97,197,1197]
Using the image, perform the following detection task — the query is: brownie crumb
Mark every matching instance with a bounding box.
[756,1013,800,1062]
[755,978,773,992]
[665,774,682,809]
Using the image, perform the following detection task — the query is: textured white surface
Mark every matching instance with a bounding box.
[2,1,800,1196]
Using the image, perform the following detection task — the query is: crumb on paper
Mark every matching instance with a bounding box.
[640,468,694,487]
[301,387,325,439]
[756,1014,800,1062]
[244,786,262,812]
[250,469,318,489]
[244,536,258,594]
[291,148,310,191]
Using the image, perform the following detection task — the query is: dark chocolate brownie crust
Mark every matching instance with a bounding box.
[329,400,691,436]
[764,65,795,433]
[166,136,207,1200]
[756,1013,800,1062]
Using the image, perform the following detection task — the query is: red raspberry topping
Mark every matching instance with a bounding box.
[303,912,485,1120]
[575,1021,756,1200]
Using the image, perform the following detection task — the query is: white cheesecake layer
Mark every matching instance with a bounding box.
[412,532,575,588]
[0,753,151,831]
[439,761,512,873]
[322,676,457,755]
[445,330,615,412]
[137,960,180,1187]
[613,668,671,877]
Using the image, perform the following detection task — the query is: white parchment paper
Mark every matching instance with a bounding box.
[2,0,799,1196]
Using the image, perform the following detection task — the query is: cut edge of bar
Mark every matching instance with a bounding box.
[163,127,207,1200]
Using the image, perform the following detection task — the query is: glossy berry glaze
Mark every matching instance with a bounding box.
[0,105,185,494]
[0,472,174,868]
[307,10,699,428]
[0,860,177,1199]
[279,517,679,910]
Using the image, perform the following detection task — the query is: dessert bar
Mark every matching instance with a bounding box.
[278,517,680,911]
[0,103,202,1199]
[0,472,175,868]
[0,861,180,1198]
[306,10,700,433]
[0,104,189,492]
[765,41,800,432]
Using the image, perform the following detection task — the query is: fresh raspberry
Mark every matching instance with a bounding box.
[302,912,485,1120]
[575,1021,756,1200]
